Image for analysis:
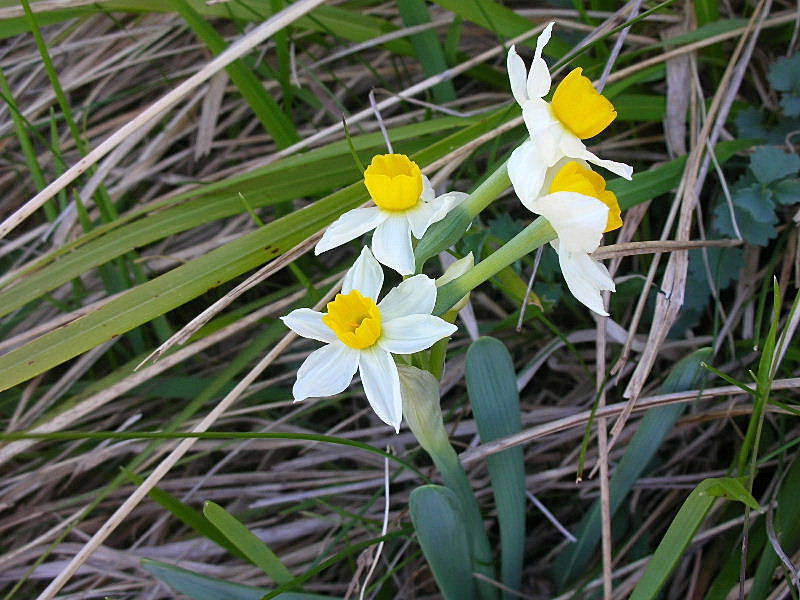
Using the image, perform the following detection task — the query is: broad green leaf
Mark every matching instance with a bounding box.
[702,478,760,510]
[466,337,525,597]
[142,559,335,600]
[203,501,293,585]
[410,485,478,600]
[555,348,712,590]
[630,477,761,600]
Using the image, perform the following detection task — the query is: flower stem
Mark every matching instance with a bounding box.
[434,217,556,315]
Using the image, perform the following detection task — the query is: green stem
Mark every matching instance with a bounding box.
[434,217,556,315]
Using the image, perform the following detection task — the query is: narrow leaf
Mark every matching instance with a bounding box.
[466,337,526,597]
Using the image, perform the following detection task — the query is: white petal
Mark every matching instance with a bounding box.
[380,314,457,354]
[421,175,435,203]
[508,140,547,205]
[527,22,554,99]
[378,274,436,321]
[522,101,565,167]
[507,44,530,106]
[560,137,634,180]
[358,347,403,432]
[407,191,467,238]
[371,215,415,276]
[342,246,383,298]
[555,241,614,316]
[293,342,359,402]
[281,308,336,344]
[405,202,439,239]
[534,22,554,62]
[315,206,388,254]
[529,191,607,253]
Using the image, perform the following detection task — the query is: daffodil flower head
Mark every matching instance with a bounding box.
[506,23,633,203]
[549,161,622,232]
[523,160,618,316]
[281,247,457,432]
[315,153,468,276]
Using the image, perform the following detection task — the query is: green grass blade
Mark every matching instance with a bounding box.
[120,468,247,561]
[409,485,479,600]
[203,501,293,585]
[398,0,455,104]
[630,478,759,600]
[0,107,512,391]
[142,559,336,600]
[466,337,526,597]
[555,348,713,589]
[171,0,299,148]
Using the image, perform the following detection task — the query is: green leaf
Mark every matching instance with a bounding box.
[630,477,758,600]
[120,468,246,561]
[555,348,712,591]
[712,184,777,247]
[409,485,478,600]
[397,0,455,104]
[0,110,506,391]
[466,337,526,597]
[768,53,800,93]
[771,178,800,206]
[702,477,761,510]
[749,146,800,185]
[170,0,299,148]
[613,94,667,121]
[142,559,336,600]
[203,501,294,585]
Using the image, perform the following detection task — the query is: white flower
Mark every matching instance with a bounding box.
[524,160,620,316]
[315,154,467,275]
[506,22,633,202]
[281,246,457,432]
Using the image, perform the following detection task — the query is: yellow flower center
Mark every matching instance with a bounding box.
[363,154,423,212]
[551,67,617,139]
[549,161,623,232]
[322,290,382,349]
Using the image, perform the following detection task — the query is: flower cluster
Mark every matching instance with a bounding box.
[282,21,632,430]
[507,22,632,316]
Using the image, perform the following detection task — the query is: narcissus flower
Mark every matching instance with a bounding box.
[316,154,468,275]
[523,160,621,316]
[281,247,457,432]
[506,22,633,202]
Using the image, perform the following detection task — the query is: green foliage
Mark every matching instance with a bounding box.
[629,478,760,600]
[409,485,479,600]
[466,338,526,597]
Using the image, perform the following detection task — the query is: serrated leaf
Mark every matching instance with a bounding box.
[735,107,767,140]
[689,246,744,291]
[771,178,800,205]
[712,182,779,247]
[768,53,800,93]
[750,146,800,184]
[781,93,800,117]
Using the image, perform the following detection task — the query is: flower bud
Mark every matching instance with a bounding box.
[398,365,450,456]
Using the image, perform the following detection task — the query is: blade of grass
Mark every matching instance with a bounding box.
[171,0,299,148]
